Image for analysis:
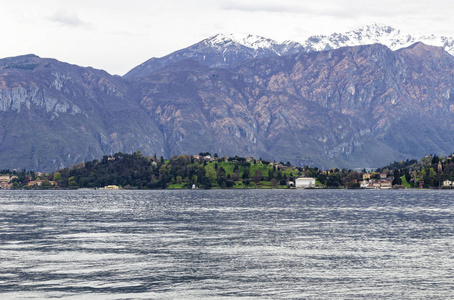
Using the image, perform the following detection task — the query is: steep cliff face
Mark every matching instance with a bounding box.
[0,55,164,171]
[132,43,454,169]
[243,43,454,166]
[2,41,454,171]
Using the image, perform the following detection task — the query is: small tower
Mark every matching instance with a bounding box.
[438,161,443,173]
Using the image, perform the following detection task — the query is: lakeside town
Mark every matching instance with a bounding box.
[1,152,454,190]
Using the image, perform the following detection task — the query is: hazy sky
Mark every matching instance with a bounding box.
[1,0,453,75]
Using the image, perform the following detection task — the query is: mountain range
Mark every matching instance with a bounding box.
[126,24,454,78]
[2,24,454,171]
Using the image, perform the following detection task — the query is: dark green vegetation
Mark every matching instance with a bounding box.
[2,152,454,190]
[0,152,341,189]
[54,152,302,189]
[376,155,454,188]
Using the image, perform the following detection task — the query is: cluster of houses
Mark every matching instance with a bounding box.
[359,173,393,189]
[0,175,17,189]
[293,172,400,189]
[27,180,58,187]
[192,154,218,162]
[0,174,57,189]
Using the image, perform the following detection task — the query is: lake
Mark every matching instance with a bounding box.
[1,189,453,299]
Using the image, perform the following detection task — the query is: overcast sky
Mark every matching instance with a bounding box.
[1,0,453,75]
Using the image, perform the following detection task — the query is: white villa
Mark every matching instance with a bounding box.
[102,185,120,190]
[361,179,393,189]
[295,177,316,188]
[443,180,453,187]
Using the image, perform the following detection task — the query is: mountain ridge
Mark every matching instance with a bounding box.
[302,23,454,55]
[2,25,454,171]
[125,24,454,79]
[0,54,165,171]
[127,42,454,169]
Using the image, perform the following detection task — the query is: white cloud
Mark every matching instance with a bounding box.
[220,0,308,13]
[1,0,454,75]
[48,9,91,28]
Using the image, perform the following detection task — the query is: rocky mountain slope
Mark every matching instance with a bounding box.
[3,25,454,171]
[129,42,454,169]
[0,55,164,171]
[126,24,454,79]
[124,34,304,78]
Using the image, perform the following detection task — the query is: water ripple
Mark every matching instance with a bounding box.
[0,189,453,299]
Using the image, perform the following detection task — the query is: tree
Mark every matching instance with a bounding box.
[317,174,327,185]
[40,180,53,189]
[253,169,263,185]
[225,180,234,188]
[326,174,340,187]
[218,166,226,177]
[242,179,251,187]
[231,170,240,181]
[392,169,402,186]
[242,167,250,179]
[176,155,188,166]
[53,172,61,182]
[432,155,440,164]
[405,170,411,183]
[68,177,78,189]
[205,166,217,184]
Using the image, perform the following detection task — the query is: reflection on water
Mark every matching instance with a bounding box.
[1,189,453,299]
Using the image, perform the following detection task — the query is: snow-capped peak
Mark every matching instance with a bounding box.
[205,33,278,50]
[302,23,454,55]
[201,24,454,58]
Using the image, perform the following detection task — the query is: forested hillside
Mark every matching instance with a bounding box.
[56,152,302,189]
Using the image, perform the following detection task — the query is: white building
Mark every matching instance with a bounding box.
[0,175,10,183]
[295,177,316,188]
[360,180,370,188]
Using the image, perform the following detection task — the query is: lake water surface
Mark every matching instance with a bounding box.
[0,189,453,299]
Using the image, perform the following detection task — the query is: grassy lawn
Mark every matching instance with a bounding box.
[216,161,236,174]
[168,160,303,189]
[167,183,186,189]
[400,176,411,188]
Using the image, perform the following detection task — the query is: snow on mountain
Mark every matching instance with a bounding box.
[205,33,278,50]
[201,24,454,58]
[203,33,304,56]
[125,24,454,78]
[125,33,304,78]
[302,23,454,56]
